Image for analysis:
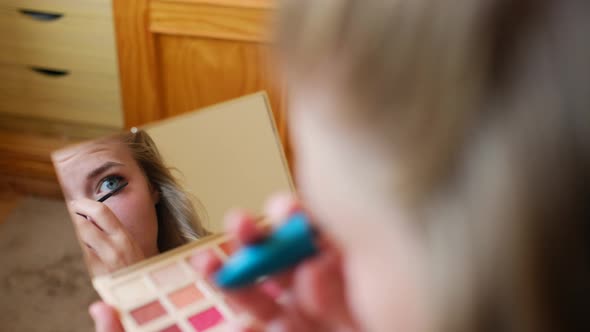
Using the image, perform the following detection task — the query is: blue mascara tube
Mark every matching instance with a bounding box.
[214,213,318,289]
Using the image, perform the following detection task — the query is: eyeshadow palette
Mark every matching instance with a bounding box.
[93,234,240,332]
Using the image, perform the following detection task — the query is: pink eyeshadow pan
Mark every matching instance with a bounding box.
[159,324,181,332]
[188,307,224,331]
[218,241,237,256]
[130,300,167,325]
[188,249,220,272]
[168,284,204,309]
[150,263,187,289]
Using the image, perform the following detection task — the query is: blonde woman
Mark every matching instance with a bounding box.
[53,129,209,277]
[92,0,589,331]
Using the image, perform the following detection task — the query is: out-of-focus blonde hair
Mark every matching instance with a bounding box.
[277,0,590,331]
[121,130,209,252]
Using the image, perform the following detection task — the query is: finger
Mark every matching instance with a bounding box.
[189,249,223,277]
[82,244,111,276]
[73,213,115,256]
[73,213,131,271]
[70,199,122,235]
[263,193,301,224]
[109,231,146,266]
[292,251,356,328]
[264,192,334,253]
[266,307,317,332]
[259,279,286,300]
[225,209,268,245]
[258,271,294,300]
[225,287,282,322]
[89,301,125,332]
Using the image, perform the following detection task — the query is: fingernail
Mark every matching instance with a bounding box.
[188,249,218,273]
[264,193,296,221]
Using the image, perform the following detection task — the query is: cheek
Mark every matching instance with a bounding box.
[296,146,343,216]
[344,240,433,332]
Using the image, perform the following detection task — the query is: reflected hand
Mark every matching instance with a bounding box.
[192,193,358,332]
[70,198,146,276]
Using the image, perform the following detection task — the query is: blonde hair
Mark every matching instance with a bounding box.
[277,0,590,331]
[121,130,210,252]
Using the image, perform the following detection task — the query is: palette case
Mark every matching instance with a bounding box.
[87,92,294,331]
[93,234,244,332]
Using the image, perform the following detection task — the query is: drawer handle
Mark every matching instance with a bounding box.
[30,67,70,77]
[18,9,64,22]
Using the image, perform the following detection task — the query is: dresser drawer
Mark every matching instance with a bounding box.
[0,0,112,18]
[0,6,118,75]
[0,64,122,127]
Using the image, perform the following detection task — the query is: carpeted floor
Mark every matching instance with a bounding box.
[0,197,97,332]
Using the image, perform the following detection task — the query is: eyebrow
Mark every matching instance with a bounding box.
[86,161,125,181]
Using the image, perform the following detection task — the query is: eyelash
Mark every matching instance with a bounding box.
[96,174,125,193]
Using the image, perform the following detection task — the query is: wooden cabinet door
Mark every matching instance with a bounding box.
[157,36,283,121]
[113,0,289,161]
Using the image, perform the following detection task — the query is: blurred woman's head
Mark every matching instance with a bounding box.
[277,0,590,330]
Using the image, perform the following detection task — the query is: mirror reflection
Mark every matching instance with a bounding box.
[51,93,293,277]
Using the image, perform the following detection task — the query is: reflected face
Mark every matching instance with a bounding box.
[53,138,160,259]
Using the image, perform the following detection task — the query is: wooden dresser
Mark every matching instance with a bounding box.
[0,0,123,128]
[0,0,123,196]
[0,0,287,197]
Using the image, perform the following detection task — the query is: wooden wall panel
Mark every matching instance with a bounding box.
[156,0,275,9]
[113,0,163,128]
[157,36,284,121]
[150,0,272,42]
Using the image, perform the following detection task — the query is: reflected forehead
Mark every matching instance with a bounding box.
[54,139,127,165]
[53,139,133,199]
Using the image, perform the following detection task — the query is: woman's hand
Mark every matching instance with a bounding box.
[70,198,146,276]
[193,193,358,332]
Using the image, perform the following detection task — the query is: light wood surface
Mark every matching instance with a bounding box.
[0,113,120,140]
[0,0,113,18]
[150,0,272,42]
[0,63,123,127]
[158,36,285,121]
[0,131,74,198]
[157,0,276,9]
[0,0,123,128]
[113,0,163,128]
[0,6,119,72]
[0,45,118,77]
[0,192,22,225]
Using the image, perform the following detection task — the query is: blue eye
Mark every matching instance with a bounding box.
[98,176,124,193]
